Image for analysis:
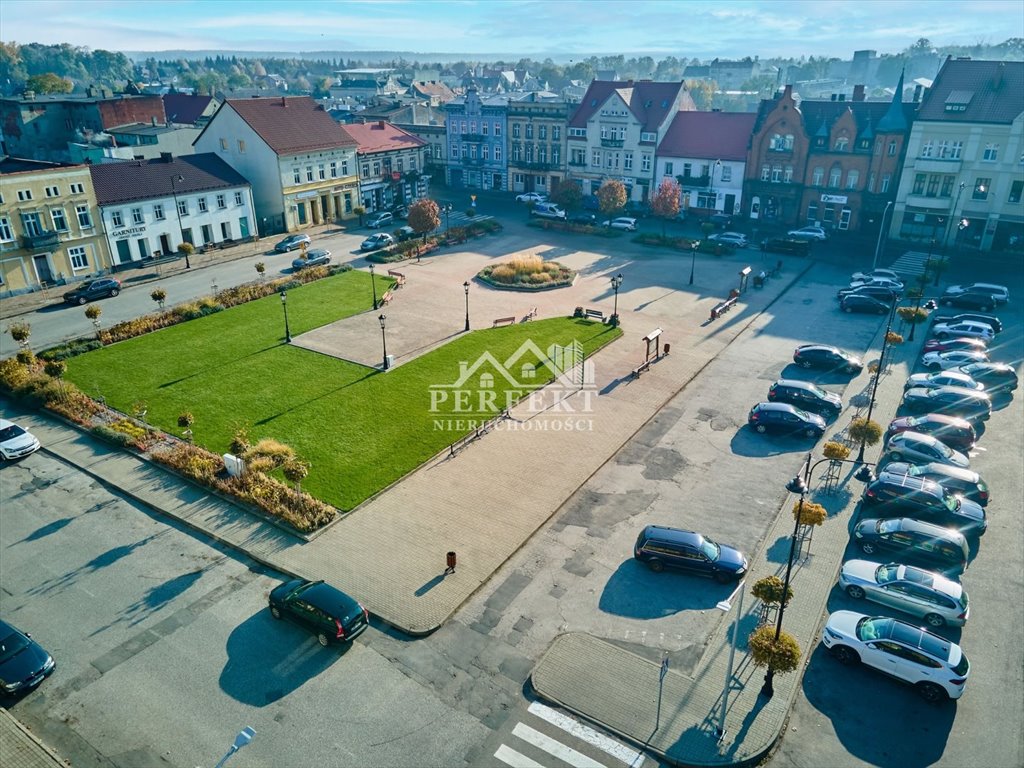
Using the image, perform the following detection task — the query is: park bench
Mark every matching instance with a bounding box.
[709,296,739,320]
[492,316,516,327]
[380,289,394,306]
[522,307,538,322]
[387,269,406,287]
[584,308,606,323]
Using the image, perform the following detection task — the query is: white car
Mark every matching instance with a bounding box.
[787,225,828,241]
[849,276,904,292]
[602,217,637,231]
[0,419,41,460]
[851,268,901,283]
[944,283,1009,304]
[708,231,749,248]
[921,350,989,371]
[516,192,547,204]
[821,611,970,702]
[930,320,995,341]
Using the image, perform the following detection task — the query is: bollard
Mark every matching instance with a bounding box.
[446,551,457,573]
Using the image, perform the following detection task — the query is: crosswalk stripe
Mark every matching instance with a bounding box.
[512,723,607,768]
[495,743,547,768]
[527,702,644,767]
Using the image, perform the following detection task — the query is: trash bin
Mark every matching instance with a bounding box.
[446,551,457,572]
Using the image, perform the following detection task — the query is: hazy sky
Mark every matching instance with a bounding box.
[2,0,1021,59]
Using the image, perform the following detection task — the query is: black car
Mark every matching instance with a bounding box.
[853,518,969,574]
[793,344,864,374]
[762,238,811,256]
[0,620,55,695]
[567,212,599,225]
[957,362,1018,393]
[862,475,987,535]
[62,277,121,305]
[841,295,890,315]
[633,525,748,583]
[942,313,1002,334]
[836,285,897,304]
[886,414,977,453]
[748,402,826,437]
[901,386,991,421]
[881,462,991,507]
[767,379,842,418]
[939,292,999,312]
[268,579,369,647]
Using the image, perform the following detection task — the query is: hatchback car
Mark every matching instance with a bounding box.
[920,350,988,371]
[944,282,1009,304]
[766,379,842,418]
[862,474,986,535]
[853,518,970,574]
[941,313,1002,334]
[291,248,331,270]
[939,292,1000,311]
[836,284,898,304]
[395,226,416,242]
[848,276,904,293]
[633,525,748,582]
[268,579,369,647]
[841,295,890,315]
[567,212,599,225]
[602,217,638,231]
[361,233,396,251]
[273,233,311,253]
[747,402,826,438]
[821,612,970,702]
[788,225,828,241]
[708,231,749,248]
[921,337,988,355]
[880,431,969,469]
[0,419,41,460]
[62,277,121,305]
[365,211,394,228]
[762,237,811,256]
[930,320,994,342]
[904,370,983,392]
[880,462,990,507]
[885,414,976,453]
[901,385,991,421]
[793,344,864,374]
[839,561,969,628]
[516,192,547,203]
[0,619,55,695]
[957,362,1017,393]
[851,268,901,283]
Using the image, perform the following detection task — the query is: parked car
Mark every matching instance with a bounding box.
[880,462,990,506]
[766,379,842,418]
[943,282,1009,304]
[516,192,547,203]
[904,370,983,392]
[851,268,901,283]
[836,284,897,304]
[939,313,1002,334]
[531,202,566,220]
[708,231,749,248]
[365,211,394,228]
[624,201,652,219]
[821,611,970,701]
[880,431,970,469]
[268,578,369,647]
[0,619,55,695]
[62,277,121,305]
[762,237,811,256]
[0,419,41,460]
[922,337,988,354]
[582,194,600,211]
[930,320,995,342]
[395,226,416,242]
[848,276,904,293]
[793,344,864,374]
[273,234,311,253]
[921,350,989,371]
[885,414,977,453]
[291,248,331,269]
[602,217,638,231]
[567,212,598,225]
[901,386,992,421]
[841,295,890,315]
[747,402,826,438]
[939,291,1001,311]
[390,204,409,219]
[633,525,748,582]
[787,225,829,241]
[361,233,396,251]
[709,212,733,228]
[839,560,970,627]
[852,518,970,575]
[862,474,986,535]
[956,362,1018,393]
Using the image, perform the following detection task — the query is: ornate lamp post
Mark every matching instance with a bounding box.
[280,291,291,343]
[610,273,623,326]
[689,241,698,286]
[941,182,966,253]
[369,263,378,309]
[871,200,894,271]
[379,313,389,370]
[856,298,900,464]
[463,280,471,332]
[170,173,191,269]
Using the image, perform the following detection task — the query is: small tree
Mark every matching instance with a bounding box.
[897,306,928,325]
[749,624,802,696]
[255,262,266,279]
[229,428,251,457]
[408,198,440,243]
[151,288,167,309]
[848,417,883,447]
[85,304,102,338]
[44,359,67,397]
[7,321,31,351]
[752,575,793,607]
[596,179,627,225]
[551,179,583,212]
[649,177,681,237]
[177,412,195,442]
[793,499,827,527]
[823,441,851,461]
[177,242,195,258]
[282,459,310,496]
[886,330,904,345]
[353,205,366,226]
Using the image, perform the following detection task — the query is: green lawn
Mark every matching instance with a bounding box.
[66,270,621,510]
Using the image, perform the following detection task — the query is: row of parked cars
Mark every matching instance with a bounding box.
[821,302,1014,703]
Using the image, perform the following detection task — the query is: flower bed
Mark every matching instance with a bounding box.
[477,254,576,291]
[634,233,701,251]
[527,220,617,237]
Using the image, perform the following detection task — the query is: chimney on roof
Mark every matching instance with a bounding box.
[151,116,158,126]
[281,96,287,107]
[378,120,385,128]
[160,152,173,162]
[627,79,634,86]
[838,93,846,101]
[783,84,793,99]
[853,84,865,102]
[831,94,838,101]
[913,84,923,102]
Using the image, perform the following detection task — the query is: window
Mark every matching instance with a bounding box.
[372,161,381,175]
[131,207,144,224]
[761,165,770,181]
[293,168,301,184]
[469,145,477,160]
[153,203,165,220]
[828,167,842,188]
[1009,180,1023,204]
[76,204,93,228]
[460,120,467,133]
[317,164,325,180]
[720,166,732,182]
[538,147,546,164]
[329,161,337,178]
[950,141,963,159]
[220,138,229,151]
[539,125,547,140]
[983,143,999,161]
[111,210,124,227]
[494,145,501,162]
[177,199,188,216]
[197,197,208,212]
[552,126,560,140]
[912,173,926,195]
[770,133,782,150]
[494,123,501,137]
[450,146,459,160]
[926,174,939,197]
[846,169,859,189]
[771,166,782,182]
[937,140,949,158]
[512,145,521,162]
[220,221,232,239]
[216,194,226,209]
[0,217,14,242]
[20,212,42,236]
[481,122,488,135]
[17,189,33,201]
[45,185,59,197]
[237,140,246,153]
[881,174,891,193]
[525,124,533,140]
[624,152,633,171]
[806,203,818,222]
[888,141,897,156]
[69,182,84,194]
[592,149,601,167]
[972,178,990,200]
[306,166,314,182]
[550,147,557,164]
[920,140,934,158]
[641,154,652,172]
[665,162,674,175]
[835,137,849,151]
[784,166,793,183]
[568,127,585,137]
[469,120,476,133]
[512,123,521,139]
[51,208,68,231]
[342,160,349,175]
[68,245,88,270]
[868,172,876,192]
[361,162,370,176]
[482,146,489,161]
[941,176,954,197]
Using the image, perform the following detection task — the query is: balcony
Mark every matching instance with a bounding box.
[460,133,486,143]
[22,230,61,250]
[513,161,555,171]
[460,157,485,167]
[568,159,587,167]
[911,157,962,174]
[600,138,624,148]
[678,174,711,189]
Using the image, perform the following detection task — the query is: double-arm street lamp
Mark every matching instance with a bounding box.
[280,291,291,343]
[610,273,623,326]
[463,280,471,332]
[169,173,192,269]
[856,297,900,463]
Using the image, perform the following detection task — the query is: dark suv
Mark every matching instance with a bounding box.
[767,379,842,419]
[762,238,811,256]
[853,518,970,574]
[748,402,826,437]
[633,525,748,583]
[863,475,986,535]
[793,344,864,374]
[62,277,121,305]
[268,579,369,647]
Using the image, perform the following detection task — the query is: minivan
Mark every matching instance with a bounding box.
[365,211,394,228]
[633,525,748,583]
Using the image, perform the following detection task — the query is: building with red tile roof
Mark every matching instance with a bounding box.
[343,120,430,211]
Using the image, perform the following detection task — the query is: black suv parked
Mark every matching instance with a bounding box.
[62,277,121,305]
[792,344,864,374]
[762,237,811,256]
[863,475,986,535]
[748,402,827,437]
[633,526,748,583]
[268,579,369,647]
[767,379,842,418]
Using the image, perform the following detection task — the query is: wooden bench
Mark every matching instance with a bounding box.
[380,289,394,305]
[522,307,538,322]
[709,296,739,320]
[492,316,516,327]
[584,308,606,323]
[387,269,406,287]
[632,360,653,379]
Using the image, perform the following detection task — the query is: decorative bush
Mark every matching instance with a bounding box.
[43,359,67,381]
[16,349,34,366]
[793,499,827,526]
[0,358,31,392]
[45,387,102,426]
[177,242,195,256]
[848,417,883,446]
[748,625,802,675]
[84,304,102,321]
[38,339,103,361]
[886,331,904,345]
[177,412,195,428]
[897,306,928,325]
[7,321,31,347]
[229,428,251,457]
[479,256,575,290]
[151,288,167,308]
[752,575,793,606]
[91,425,136,448]
[255,262,266,277]
[244,438,296,468]
[823,441,851,461]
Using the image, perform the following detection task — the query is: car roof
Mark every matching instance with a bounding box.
[641,525,703,546]
[754,401,800,413]
[299,580,361,612]
[871,473,944,495]
[796,344,839,353]
[773,379,819,390]
[895,517,966,540]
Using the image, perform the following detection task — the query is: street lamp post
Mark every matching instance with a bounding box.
[871,200,894,271]
[709,159,721,214]
[689,241,698,286]
[941,182,966,253]
[715,578,746,742]
[369,263,378,309]
[610,273,623,326]
[856,298,900,463]
[463,280,471,332]
[444,203,453,235]
[909,224,941,342]
[379,313,389,370]
[280,291,291,343]
[169,173,191,269]
[213,727,256,768]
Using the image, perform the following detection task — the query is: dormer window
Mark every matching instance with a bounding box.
[834,138,849,151]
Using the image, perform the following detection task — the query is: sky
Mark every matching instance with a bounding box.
[1,0,1022,60]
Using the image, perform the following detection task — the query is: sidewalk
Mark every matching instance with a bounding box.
[531,318,919,766]
[0,709,66,768]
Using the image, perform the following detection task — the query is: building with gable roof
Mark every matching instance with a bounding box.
[162,93,220,126]
[566,80,697,204]
[343,120,430,214]
[507,93,571,196]
[390,104,448,177]
[891,57,1024,255]
[194,96,360,234]
[444,86,509,191]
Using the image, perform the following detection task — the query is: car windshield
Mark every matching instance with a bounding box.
[878,519,901,534]
[943,493,961,512]
[0,630,31,664]
[855,616,893,642]
[700,538,720,561]
[875,564,900,584]
[934,441,953,458]
[0,425,26,441]
[793,407,812,419]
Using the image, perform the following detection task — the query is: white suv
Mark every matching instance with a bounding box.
[931,320,995,341]
[821,611,970,702]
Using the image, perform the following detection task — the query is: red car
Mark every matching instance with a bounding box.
[923,336,988,354]
[885,414,977,452]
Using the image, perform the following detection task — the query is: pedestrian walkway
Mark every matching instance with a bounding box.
[888,250,935,277]
[0,708,66,768]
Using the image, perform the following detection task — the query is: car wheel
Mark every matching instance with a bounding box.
[843,306,853,313]
[859,542,877,554]
[937,331,949,340]
[270,605,282,619]
[845,585,866,599]
[924,613,946,628]
[888,451,902,461]
[800,360,812,369]
[831,645,859,665]
[317,632,331,647]
[77,296,87,305]
[646,559,664,573]
[928,362,941,371]
[755,424,767,434]
[109,288,119,297]
[917,682,947,704]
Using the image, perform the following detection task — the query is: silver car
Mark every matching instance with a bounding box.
[839,560,969,627]
[880,431,969,469]
[904,371,983,392]
[291,248,331,269]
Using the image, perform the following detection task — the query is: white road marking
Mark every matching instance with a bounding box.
[528,701,645,767]
[512,723,607,768]
[495,743,546,768]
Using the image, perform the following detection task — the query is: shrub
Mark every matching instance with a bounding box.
[793,499,827,526]
[848,417,882,446]
[177,242,195,256]
[886,331,904,345]
[177,412,195,428]
[823,441,851,460]
[255,262,266,277]
[7,321,31,347]
[16,349,34,366]
[45,385,101,425]
[84,304,102,321]
[151,288,167,307]
[244,438,296,468]
[110,418,149,442]
[752,575,793,606]
[229,428,251,456]
[0,358,31,392]
[38,339,103,361]
[43,359,67,380]
[897,306,928,325]
[152,442,223,481]
[748,625,802,675]
[91,425,136,448]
